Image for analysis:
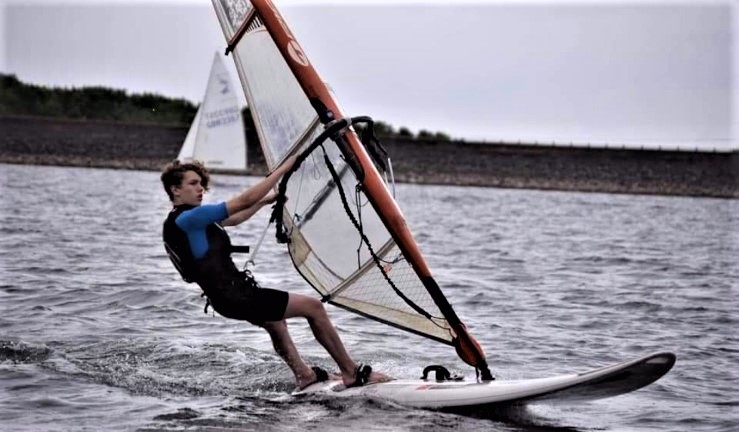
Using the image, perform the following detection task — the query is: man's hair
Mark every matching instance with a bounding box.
[160,160,210,201]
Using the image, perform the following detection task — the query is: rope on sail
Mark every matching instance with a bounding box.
[320,145,443,324]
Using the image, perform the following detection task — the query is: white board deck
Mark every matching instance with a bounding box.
[294,352,675,411]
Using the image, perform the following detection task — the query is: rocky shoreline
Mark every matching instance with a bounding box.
[1,115,736,198]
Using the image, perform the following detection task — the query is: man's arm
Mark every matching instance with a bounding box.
[222,191,277,227]
[223,155,296,225]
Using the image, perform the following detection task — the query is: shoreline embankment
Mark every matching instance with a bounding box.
[1,115,736,198]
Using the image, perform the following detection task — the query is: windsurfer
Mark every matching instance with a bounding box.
[160,157,390,389]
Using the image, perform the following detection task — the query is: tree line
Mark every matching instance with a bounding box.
[0,73,451,140]
[0,73,196,125]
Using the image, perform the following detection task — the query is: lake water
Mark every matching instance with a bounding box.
[1,163,737,431]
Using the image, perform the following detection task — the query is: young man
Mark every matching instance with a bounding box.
[160,157,389,390]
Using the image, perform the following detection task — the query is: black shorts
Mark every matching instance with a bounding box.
[205,275,289,325]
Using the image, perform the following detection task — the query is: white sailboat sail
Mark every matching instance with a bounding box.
[178,52,247,171]
[211,0,491,378]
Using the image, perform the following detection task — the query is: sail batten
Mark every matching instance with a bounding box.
[212,0,492,378]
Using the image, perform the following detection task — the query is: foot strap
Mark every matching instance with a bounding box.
[311,366,329,382]
[348,363,372,388]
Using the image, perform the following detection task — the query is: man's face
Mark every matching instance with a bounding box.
[171,170,204,205]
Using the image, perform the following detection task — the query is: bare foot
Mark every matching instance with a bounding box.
[342,364,393,387]
[296,367,336,390]
[295,372,316,390]
[368,370,392,384]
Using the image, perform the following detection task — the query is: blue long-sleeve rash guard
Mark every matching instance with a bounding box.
[175,202,229,259]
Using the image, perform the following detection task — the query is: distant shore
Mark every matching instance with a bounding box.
[1,115,736,198]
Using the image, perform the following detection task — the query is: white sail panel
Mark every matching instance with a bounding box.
[238,28,318,166]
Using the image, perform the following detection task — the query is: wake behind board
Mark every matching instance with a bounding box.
[295,352,675,412]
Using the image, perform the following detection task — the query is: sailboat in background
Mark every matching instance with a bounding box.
[178,52,247,172]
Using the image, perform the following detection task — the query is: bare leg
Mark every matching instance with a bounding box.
[261,319,316,389]
[281,293,390,386]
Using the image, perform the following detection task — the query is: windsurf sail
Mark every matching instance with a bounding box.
[211,0,492,379]
[178,52,247,172]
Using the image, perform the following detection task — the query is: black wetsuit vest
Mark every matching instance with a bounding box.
[162,205,242,295]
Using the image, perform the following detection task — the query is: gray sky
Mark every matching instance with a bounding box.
[1,0,736,150]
